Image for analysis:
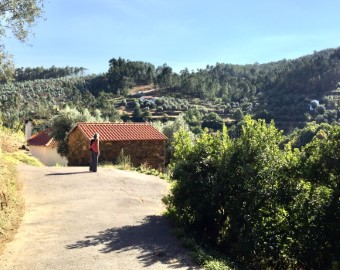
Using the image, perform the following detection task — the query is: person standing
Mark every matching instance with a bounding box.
[89,133,100,172]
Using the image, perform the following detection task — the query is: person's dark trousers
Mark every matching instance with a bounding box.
[90,150,99,172]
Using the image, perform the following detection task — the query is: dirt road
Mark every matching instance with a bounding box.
[0,165,199,270]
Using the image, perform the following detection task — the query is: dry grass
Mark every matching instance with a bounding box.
[0,154,24,253]
[0,127,25,153]
[0,126,41,253]
[6,151,43,167]
[129,84,155,95]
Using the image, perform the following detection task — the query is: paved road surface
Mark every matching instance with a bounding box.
[0,165,200,270]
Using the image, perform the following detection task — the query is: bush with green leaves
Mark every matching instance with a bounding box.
[201,112,224,131]
[287,122,334,148]
[183,108,203,130]
[49,106,105,156]
[153,115,192,164]
[168,115,340,269]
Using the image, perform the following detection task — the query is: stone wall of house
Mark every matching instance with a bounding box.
[100,140,165,169]
[67,127,165,169]
[67,128,90,166]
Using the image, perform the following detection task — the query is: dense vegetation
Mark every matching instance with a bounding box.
[168,116,340,269]
[1,47,339,135]
[99,49,340,131]
[0,76,120,130]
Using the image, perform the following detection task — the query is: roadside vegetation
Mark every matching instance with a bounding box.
[0,125,42,251]
[166,116,340,269]
[105,115,340,269]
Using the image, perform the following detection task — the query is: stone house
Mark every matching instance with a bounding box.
[67,122,167,169]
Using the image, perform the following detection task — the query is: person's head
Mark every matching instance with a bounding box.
[93,133,99,140]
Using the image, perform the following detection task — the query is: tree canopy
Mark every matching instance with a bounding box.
[169,117,340,269]
[0,0,44,82]
[1,48,339,133]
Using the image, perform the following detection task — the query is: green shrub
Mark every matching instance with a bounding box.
[204,260,232,270]
[169,116,340,269]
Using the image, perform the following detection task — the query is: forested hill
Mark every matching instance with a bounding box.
[0,47,339,132]
[14,66,87,82]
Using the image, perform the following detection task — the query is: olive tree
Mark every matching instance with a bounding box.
[0,0,44,81]
[49,106,104,156]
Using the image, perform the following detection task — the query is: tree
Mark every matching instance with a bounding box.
[156,64,173,88]
[153,114,192,164]
[316,104,326,115]
[183,108,203,128]
[49,106,104,156]
[0,0,44,82]
[131,104,143,122]
[14,66,86,81]
[107,57,156,94]
[233,108,244,121]
[201,112,223,130]
[142,107,152,121]
[0,51,15,82]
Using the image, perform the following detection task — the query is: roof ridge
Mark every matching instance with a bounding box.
[77,122,153,125]
[27,128,57,147]
[72,122,167,141]
[45,137,56,147]
[27,128,51,141]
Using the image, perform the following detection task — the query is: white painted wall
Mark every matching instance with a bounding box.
[29,146,68,166]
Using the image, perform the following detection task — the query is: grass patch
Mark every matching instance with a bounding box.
[100,162,115,168]
[5,151,43,167]
[115,149,133,170]
[100,161,171,183]
[174,226,236,270]
[0,127,25,153]
[163,210,236,270]
[136,163,171,181]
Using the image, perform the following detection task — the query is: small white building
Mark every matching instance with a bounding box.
[27,128,68,166]
[139,96,156,103]
[309,100,320,111]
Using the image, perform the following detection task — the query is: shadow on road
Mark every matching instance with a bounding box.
[45,172,92,176]
[66,215,197,269]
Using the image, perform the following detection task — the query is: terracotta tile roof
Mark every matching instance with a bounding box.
[73,123,167,141]
[27,128,59,148]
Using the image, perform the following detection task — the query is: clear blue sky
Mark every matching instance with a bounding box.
[5,0,340,74]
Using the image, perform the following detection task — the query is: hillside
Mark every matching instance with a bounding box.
[0,47,339,133]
